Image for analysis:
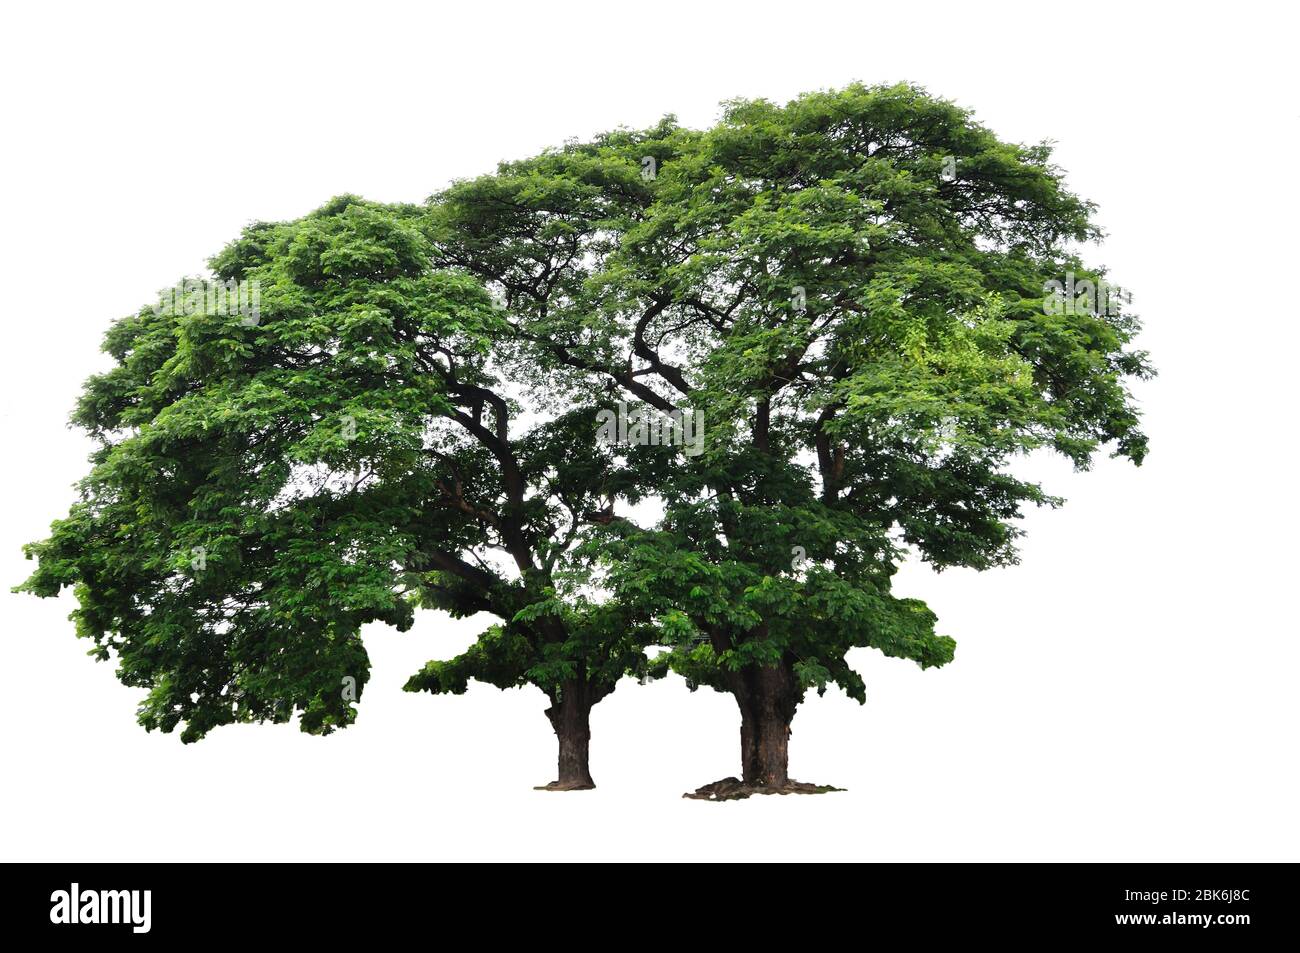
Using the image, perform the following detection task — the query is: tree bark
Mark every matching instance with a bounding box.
[541,680,596,790]
[735,660,799,787]
[685,634,840,800]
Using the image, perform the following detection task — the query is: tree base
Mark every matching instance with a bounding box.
[534,779,596,792]
[682,777,843,801]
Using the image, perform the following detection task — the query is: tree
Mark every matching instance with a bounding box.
[17,195,654,790]
[431,83,1151,797]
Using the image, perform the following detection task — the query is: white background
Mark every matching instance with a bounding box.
[1,1,1296,862]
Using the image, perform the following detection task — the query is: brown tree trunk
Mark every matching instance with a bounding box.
[684,651,842,800]
[540,680,596,791]
[735,660,798,787]
[741,708,792,785]
[685,631,840,800]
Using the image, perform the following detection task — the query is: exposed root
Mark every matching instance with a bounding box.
[682,776,844,801]
[534,779,596,791]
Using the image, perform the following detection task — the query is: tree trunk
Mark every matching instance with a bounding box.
[541,680,596,790]
[741,707,792,785]
[735,661,798,787]
[685,636,839,800]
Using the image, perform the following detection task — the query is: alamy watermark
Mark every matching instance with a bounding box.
[156,278,261,326]
[1043,272,1130,317]
[50,883,151,933]
[596,401,704,457]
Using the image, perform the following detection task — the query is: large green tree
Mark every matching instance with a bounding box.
[17,196,653,790]
[430,83,1151,796]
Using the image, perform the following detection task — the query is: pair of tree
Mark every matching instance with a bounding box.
[18,84,1150,798]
